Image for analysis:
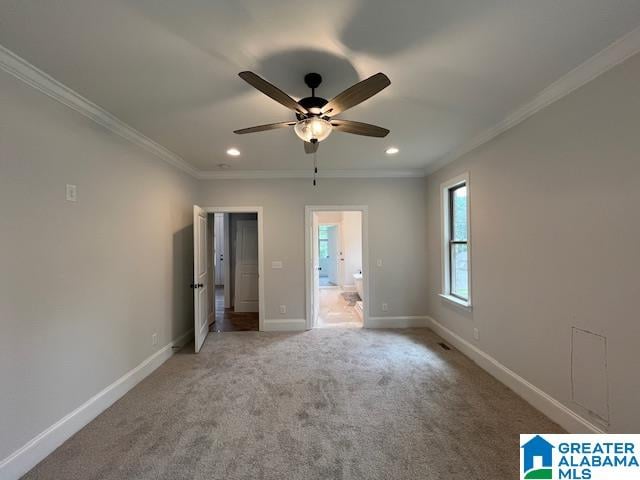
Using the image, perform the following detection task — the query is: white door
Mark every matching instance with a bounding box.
[214,213,225,285]
[234,219,259,312]
[193,206,209,353]
[312,215,320,326]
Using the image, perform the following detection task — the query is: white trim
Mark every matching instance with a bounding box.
[438,293,472,311]
[4,22,640,182]
[366,316,430,328]
[262,319,307,332]
[0,43,422,181]
[440,172,472,306]
[223,213,231,308]
[203,207,265,332]
[425,24,640,175]
[305,206,369,330]
[197,169,425,180]
[427,317,605,434]
[0,44,198,178]
[0,329,193,480]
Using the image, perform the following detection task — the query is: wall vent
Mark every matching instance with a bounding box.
[571,327,610,425]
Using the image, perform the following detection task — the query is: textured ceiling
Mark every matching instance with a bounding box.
[1,0,640,172]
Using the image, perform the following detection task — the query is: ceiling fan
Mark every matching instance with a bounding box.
[234,71,391,154]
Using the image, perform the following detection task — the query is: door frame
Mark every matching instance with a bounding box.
[305,206,369,329]
[203,206,265,331]
[223,213,231,308]
[213,213,225,286]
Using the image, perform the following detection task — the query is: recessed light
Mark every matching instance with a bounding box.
[226,148,241,156]
[385,147,399,155]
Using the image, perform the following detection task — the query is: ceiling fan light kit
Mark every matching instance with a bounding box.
[294,117,332,143]
[234,70,391,183]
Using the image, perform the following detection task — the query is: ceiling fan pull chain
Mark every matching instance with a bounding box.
[313,151,318,186]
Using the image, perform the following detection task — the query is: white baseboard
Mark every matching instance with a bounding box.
[0,329,194,480]
[263,319,306,332]
[427,317,604,434]
[366,316,430,328]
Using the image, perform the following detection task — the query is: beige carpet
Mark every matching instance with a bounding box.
[22,328,562,479]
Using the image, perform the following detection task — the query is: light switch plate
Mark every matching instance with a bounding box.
[279,305,287,314]
[376,259,383,267]
[66,184,77,202]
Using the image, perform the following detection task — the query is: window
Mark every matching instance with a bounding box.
[441,174,471,307]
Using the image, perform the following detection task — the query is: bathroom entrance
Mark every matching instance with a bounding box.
[305,207,369,329]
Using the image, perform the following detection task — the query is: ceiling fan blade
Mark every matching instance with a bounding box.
[321,73,390,117]
[304,141,319,154]
[239,71,308,115]
[234,121,296,134]
[331,119,390,137]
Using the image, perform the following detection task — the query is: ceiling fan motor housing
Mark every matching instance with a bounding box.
[297,96,328,119]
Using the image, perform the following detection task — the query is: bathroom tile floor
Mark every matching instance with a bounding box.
[317,288,363,328]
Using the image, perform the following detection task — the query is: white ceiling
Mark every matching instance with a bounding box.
[1,0,640,173]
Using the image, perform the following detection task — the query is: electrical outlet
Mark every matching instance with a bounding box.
[376,259,383,267]
[66,184,77,202]
[152,333,158,346]
[473,328,479,340]
[381,303,388,312]
[279,305,287,314]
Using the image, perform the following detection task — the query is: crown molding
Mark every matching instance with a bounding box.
[424,23,640,175]
[0,44,420,181]
[0,44,199,178]
[4,19,640,182]
[196,168,425,180]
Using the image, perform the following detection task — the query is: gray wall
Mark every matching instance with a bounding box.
[425,52,640,433]
[0,69,196,459]
[197,178,428,321]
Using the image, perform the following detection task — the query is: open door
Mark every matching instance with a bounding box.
[193,205,209,352]
[234,219,259,312]
[312,214,320,327]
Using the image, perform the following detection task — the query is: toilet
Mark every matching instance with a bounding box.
[353,273,364,320]
[353,272,363,299]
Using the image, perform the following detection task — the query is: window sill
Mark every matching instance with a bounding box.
[438,294,472,311]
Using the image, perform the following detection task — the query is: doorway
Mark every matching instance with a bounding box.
[319,224,340,287]
[193,206,264,352]
[305,206,369,329]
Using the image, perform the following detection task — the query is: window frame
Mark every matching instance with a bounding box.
[440,173,472,309]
